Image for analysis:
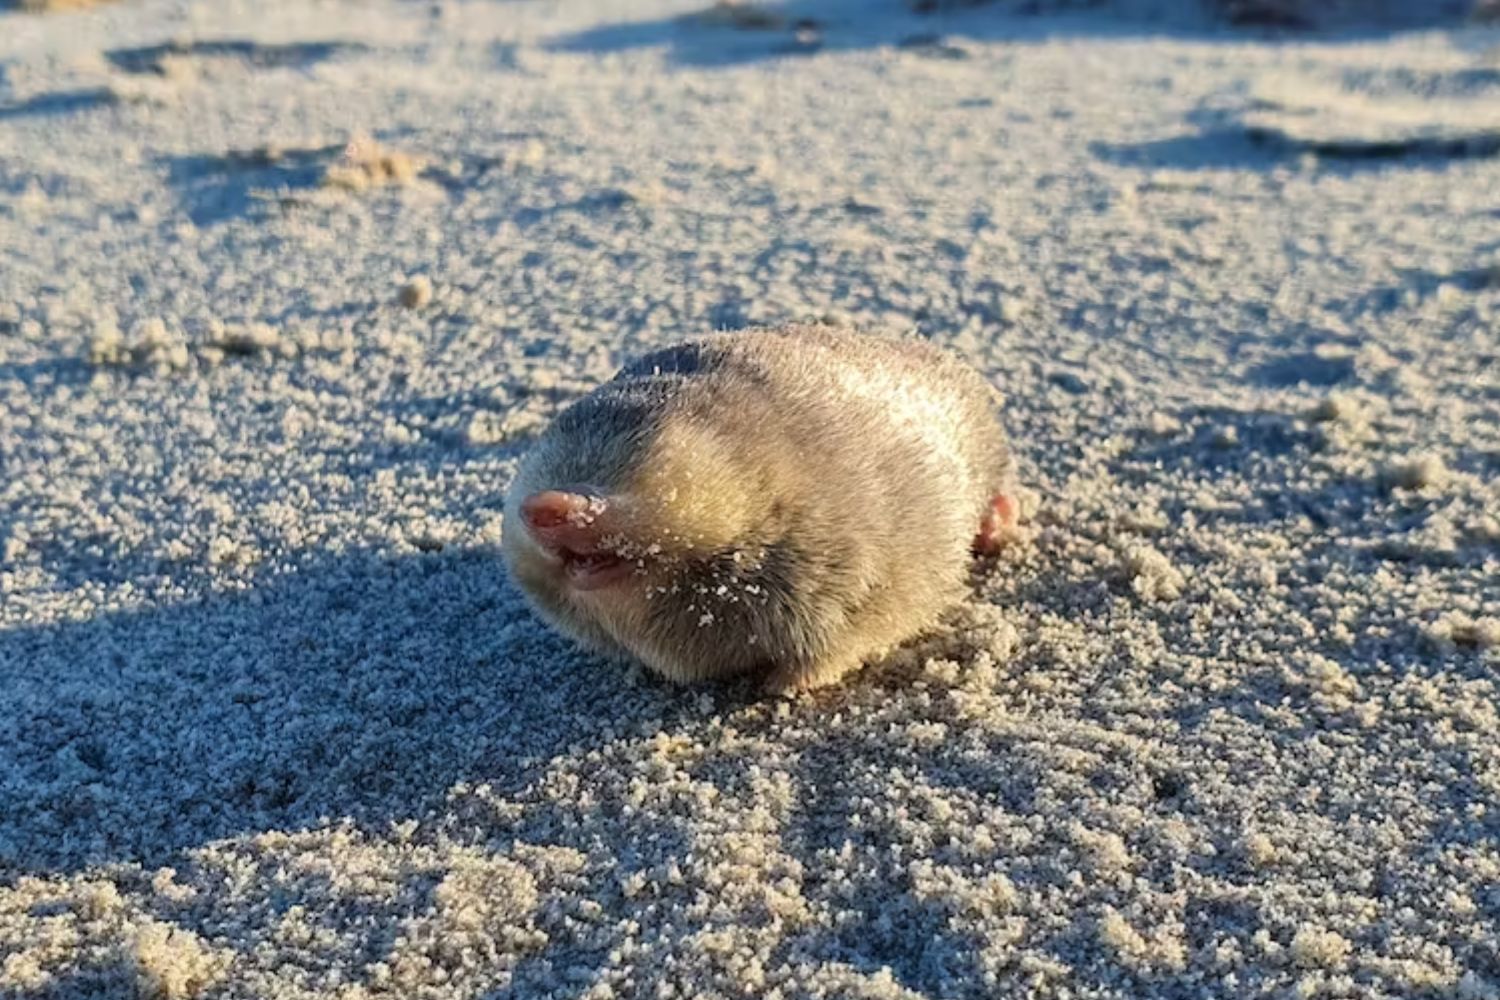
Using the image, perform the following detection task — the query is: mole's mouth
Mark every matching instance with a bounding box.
[561,548,634,590]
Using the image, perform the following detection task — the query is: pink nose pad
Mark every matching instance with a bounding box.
[521,490,590,528]
[520,490,610,553]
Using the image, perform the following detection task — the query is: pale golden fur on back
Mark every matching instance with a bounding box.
[501,323,1016,691]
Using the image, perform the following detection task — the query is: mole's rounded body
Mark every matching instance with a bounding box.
[501,324,1018,693]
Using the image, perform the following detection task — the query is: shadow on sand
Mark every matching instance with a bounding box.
[0,544,721,875]
[157,144,345,226]
[101,38,364,76]
[0,87,114,121]
[547,0,1477,69]
[0,36,364,121]
[1093,112,1500,175]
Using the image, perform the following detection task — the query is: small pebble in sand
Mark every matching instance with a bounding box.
[1310,393,1358,423]
[399,276,433,309]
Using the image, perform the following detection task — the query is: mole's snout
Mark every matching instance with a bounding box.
[522,488,599,530]
[520,488,610,551]
[519,489,634,591]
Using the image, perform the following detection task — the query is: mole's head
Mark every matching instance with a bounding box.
[501,416,775,660]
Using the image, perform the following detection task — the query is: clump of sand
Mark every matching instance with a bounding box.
[322,135,424,192]
[1097,907,1188,973]
[1424,613,1500,653]
[1143,411,1183,438]
[88,318,191,373]
[378,854,550,995]
[0,878,228,998]
[1383,454,1450,492]
[1121,544,1186,601]
[1291,926,1353,969]
[126,921,230,1000]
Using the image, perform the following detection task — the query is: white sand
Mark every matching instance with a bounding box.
[2,1,1498,997]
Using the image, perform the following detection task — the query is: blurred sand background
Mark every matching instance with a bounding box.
[1,0,1497,997]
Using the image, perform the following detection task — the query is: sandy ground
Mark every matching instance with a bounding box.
[1,0,1498,997]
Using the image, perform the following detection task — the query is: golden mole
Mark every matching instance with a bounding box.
[502,323,1020,693]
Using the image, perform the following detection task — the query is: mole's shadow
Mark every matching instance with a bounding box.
[0,545,701,876]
